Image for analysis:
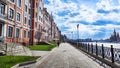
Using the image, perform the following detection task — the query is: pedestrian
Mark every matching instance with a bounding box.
[57,41,60,47]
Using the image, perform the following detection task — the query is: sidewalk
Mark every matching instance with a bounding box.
[18,50,50,68]
[36,43,104,68]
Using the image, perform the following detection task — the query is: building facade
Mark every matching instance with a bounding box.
[31,0,45,45]
[0,0,31,45]
[0,0,61,45]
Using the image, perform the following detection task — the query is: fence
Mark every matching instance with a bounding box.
[69,41,120,68]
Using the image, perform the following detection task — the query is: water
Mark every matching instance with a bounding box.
[82,42,120,48]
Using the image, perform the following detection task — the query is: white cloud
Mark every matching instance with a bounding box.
[44,0,120,39]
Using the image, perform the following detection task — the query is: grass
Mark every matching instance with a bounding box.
[0,56,39,68]
[27,44,56,51]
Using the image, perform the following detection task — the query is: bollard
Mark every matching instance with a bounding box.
[102,44,104,59]
[91,44,93,54]
[111,45,114,63]
[86,44,87,50]
[88,44,89,52]
[96,44,98,56]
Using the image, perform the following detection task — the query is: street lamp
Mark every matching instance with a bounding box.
[71,31,73,40]
[77,24,79,46]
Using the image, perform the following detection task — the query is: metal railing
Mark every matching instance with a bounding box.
[69,41,120,68]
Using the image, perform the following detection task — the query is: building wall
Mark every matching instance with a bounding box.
[0,0,61,45]
[32,0,44,45]
[0,0,31,45]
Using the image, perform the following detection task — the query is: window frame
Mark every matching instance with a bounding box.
[17,0,21,7]
[25,5,27,12]
[16,28,20,38]
[8,26,13,38]
[0,3,5,15]
[10,0,14,3]
[24,30,26,38]
[16,12,20,22]
[8,8,14,19]
[24,17,27,24]
[28,31,30,38]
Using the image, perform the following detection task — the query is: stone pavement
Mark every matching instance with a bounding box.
[36,43,104,68]
[32,50,50,57]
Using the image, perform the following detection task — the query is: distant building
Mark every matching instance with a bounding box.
[110,29,120,42]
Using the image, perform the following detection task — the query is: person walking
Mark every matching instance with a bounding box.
[57,41,60,47]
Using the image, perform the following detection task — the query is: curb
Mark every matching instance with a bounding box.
[19,60,36,66]
[11,58,39,68]
[11,64,19,68]
[11,47,58,68]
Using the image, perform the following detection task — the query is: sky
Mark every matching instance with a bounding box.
[44,0,120,40]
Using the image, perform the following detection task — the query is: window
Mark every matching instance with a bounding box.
[10,0,14,3]
[39,25,40,30]
[16,12,20,21]
[36,3,38,8]
[29,0,32,3]
[0,24,2,36]
[28,31,30,38]
[35,22,37,27]
[24,30,26,38]
[36,12,38,18]
[24,17,27,24]
[39,16,41,21]
[0,3,5,15]
[8,26,13,37]
[17,0,21,7]
[29,8,31,14]
[28,20,31,26]
[16,28,20,38]
[39,7,41,11]
[9,8,14,19]
[25,5,27,12]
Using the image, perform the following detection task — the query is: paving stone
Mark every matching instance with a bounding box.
[37,43,104,68]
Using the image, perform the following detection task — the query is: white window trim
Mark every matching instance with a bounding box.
[16,0,21,8]
[16,12,21,22]
[24,30,26,38]
[9,0,15,4]
[8,25,13,38]
[24,17,27,25]
[16,27,20,38]
[8,7,14,20]
[0,3,5,16]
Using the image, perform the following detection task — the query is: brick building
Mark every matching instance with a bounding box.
[0,0,61,45]
[0,0,31,45]
[31,0,45,45]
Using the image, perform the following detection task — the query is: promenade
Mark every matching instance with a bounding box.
[36,43,103,68]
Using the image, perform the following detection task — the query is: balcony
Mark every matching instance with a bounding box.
[0,0,8,4]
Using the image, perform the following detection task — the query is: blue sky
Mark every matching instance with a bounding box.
[44,0,120,40]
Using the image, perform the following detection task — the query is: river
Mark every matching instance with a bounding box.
[82,42,120,48]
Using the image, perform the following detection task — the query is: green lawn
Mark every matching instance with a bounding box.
[0,56,39,68]
[28,44,56,51]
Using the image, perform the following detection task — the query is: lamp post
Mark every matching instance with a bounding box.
[71,31,73,40]
[77,24,79,46]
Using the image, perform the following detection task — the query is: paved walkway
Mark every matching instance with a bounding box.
[36,43,103,68]
[32,50,50,57]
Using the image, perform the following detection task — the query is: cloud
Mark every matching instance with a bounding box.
[44,0,120,39]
